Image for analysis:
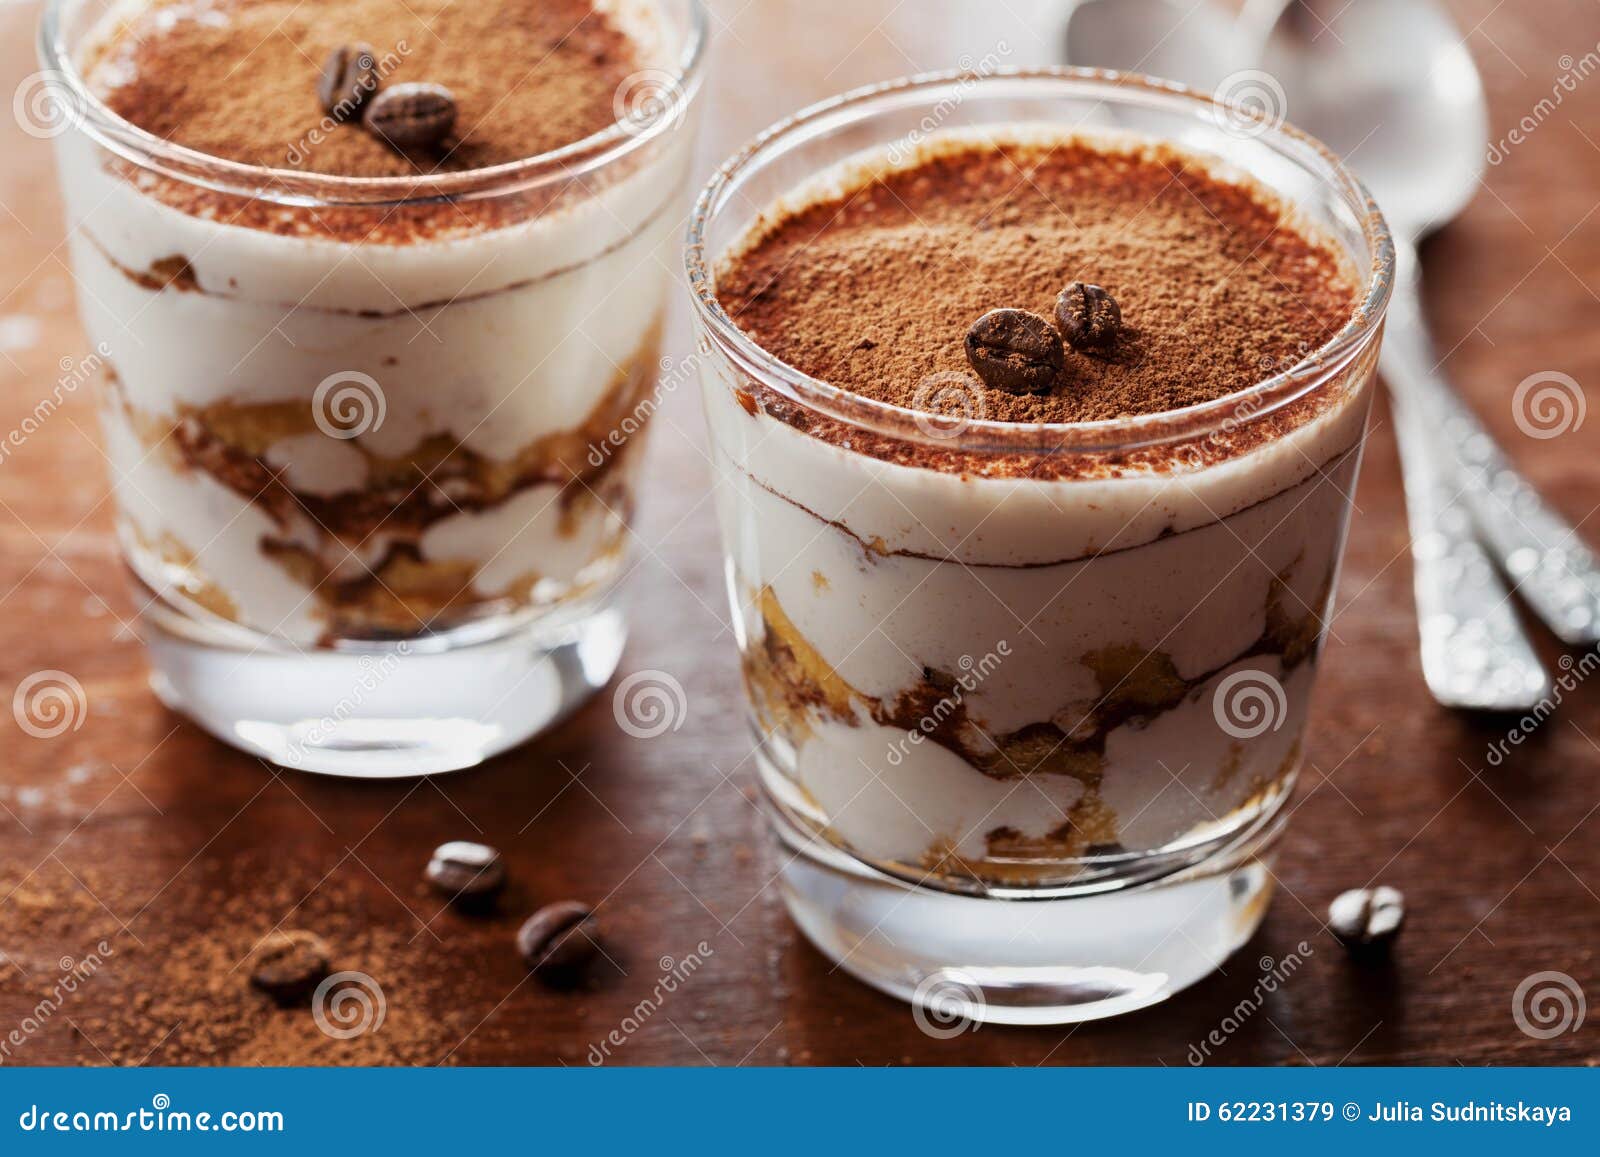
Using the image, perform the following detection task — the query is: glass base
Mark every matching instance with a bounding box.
[765,787,1283,1026]
[140,592,626,778]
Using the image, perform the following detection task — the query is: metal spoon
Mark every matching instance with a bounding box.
[1067,0,1583,707]
[1254,0,1598,708]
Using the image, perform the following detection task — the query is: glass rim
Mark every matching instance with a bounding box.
[37,0,709,206]
[684,67,1396,455]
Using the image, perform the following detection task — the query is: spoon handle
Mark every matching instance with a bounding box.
[1382,311,1551,710]
[1385,268,1600,646]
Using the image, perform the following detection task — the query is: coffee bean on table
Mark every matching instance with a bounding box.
[249,930,331,1005]
[517,901,601,980]
[963,308,1064,395]
[1055,282,1123,352]
[363,82,457,150]
[1328,885,1405,954]
[424,840,506,901]
[317,42,381,120]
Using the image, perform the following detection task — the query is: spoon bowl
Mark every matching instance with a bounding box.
[1257,0,1488,238]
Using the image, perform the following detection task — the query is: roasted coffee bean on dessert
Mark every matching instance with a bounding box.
[424,840,506,901]
[963,308,1063,394]
[363,82,457,149]
[1055,282,1123,352]
[1328,885,1405,954]
[316,42,381,120]
[516,901,601,980]
[248,930,332,1004]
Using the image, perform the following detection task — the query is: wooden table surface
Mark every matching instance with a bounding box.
[1,0,1597,1066]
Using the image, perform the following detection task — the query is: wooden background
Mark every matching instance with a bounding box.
[0,0,1596,1065]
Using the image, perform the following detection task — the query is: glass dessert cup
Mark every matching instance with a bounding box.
[686,71,1393,1024]
[40,0,706,776]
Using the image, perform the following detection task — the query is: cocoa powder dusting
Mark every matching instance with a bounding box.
[86,0,646,177]
[716,138,1360,424]
[0,855,473,1065]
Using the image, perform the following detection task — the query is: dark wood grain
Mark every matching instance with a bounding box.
[0,0,1597,1066]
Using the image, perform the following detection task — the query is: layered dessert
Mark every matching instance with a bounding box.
[57,0,694,645]
[702,132,1374,889]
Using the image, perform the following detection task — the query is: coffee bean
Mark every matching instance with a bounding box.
[424,840,506,901]
[249,930,331,1005]
[363,82,456,150]
[317,43,381,121]
[1328,886,1405,954]
[1055,282,1123,352]
[963,308,1063,395]
[516,901,600,980]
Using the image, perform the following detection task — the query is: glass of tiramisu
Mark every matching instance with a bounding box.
[40,0,705,774]
[687,71,1392,1022]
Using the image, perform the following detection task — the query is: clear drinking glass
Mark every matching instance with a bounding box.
[686,71,1393,1023]
[39,0,706,775]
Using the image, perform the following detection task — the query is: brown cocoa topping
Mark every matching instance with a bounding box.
[715,138,1359,426]
[87,0,645,177]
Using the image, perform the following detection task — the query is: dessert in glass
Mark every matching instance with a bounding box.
[41,0,706,774]
[686,71,1392,1023]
